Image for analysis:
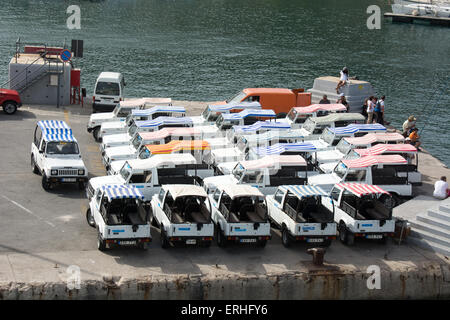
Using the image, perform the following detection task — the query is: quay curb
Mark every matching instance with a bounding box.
[1,263,450,300]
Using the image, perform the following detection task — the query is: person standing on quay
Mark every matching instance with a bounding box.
[366,96,376,124]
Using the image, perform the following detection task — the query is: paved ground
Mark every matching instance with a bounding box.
[0,103,449,288]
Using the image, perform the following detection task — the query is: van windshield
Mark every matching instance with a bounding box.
[96,81,120,96]
[46,141,79,155]
[226,91,246,104]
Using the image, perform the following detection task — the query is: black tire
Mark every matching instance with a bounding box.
[200,241,211,248]
[97,234,107,251]
[93,127,101,142]
[281,227,291,248]
[78,181,86,190]
[339,222,354,246]
[257,239,267,248]
[216,227,228,248]
[138,242,148,250]
[160,228,170,249]
[86,208,96,228]
[3,101,17,115]
[31,155,39,174]
[380,194,396,210]
[41,174,51,191]
[321,239,332,247]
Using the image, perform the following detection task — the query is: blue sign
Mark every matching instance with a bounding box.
[60,49,72,62]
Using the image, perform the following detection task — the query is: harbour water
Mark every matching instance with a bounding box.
[0,0,449,165]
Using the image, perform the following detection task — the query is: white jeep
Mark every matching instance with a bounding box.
[86,185,152,251]
[31,120,88,191]
[208,184,271,247]
[267,185,336,247]
[151,185,214,248]
[322,183,396,245]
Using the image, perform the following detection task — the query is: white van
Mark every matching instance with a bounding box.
[93,72,125,113]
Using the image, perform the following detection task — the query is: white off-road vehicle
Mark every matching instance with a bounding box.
[209,184,271,247]
[203,155,308,195]
[318,132,405,173]
[215,109,276,131]
[99,116,194,149]
[87,99,147,141]
[86,185,152,251]
[151,185,214,248]
[190,101,262,126]
[308,154,413,206]
[98,106,186,139]
[31,120,88,191]
[297,113,365,140]
[323,183,396,245]
[284,103,347,127]
[267,185,336,247]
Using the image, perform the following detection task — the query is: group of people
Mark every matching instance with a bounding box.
[363,95,388,125]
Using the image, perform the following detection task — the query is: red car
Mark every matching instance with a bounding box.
[0,88,22,115]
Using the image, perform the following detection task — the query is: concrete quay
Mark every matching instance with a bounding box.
[0,102,449,300]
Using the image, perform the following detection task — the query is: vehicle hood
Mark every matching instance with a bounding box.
[102,133,130,146]
[316,150,345,162]
[105,145,136,158]
[203,175,238,190]
[190,116,206,125]
[217,161,239,175]
[45,157,86,169]
[307,173,340,186]
[0,88,20,96]
[89,112,115,122]
[89,175,124,191]
[101,121,126,130]
[319,161,339,173]
[211,148,243,163]
[205,137,232,149]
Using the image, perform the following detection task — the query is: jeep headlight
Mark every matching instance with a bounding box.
[51,169,58,176]
[78,169,85,175]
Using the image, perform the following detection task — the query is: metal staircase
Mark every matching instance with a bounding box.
[408,202,450,256]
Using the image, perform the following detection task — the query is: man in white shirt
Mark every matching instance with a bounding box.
[433,176,450,200]
[336,67,349,93]
[366,96,376,124]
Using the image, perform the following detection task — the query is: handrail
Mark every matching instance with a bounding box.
[0,54,45,88]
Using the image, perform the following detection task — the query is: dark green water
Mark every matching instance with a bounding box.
[1,0,449,165]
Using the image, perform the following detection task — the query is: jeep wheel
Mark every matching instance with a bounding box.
[31,155,39,174]
[3,101,17,115]
[160,229,170,249]
[257,239,267,248]
[339,222,354,246]
[138,242,148,250]
[97,234,107,251]
[86,209,96,228]
[78,181,86,190]
[200,241,211,248]
[216,228,227,248]
[41,174,51,191]
[281,227,291,248]
[93,127,101,142]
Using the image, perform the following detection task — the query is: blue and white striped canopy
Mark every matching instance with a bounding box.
[255,142,317,156]
[232,121,291,133]
[131,106,186,117]
[328,123,386,135]
[44,133,76,142]
[37,120,72,135]
[279,185,329,198]
[221,109,276,120]
[136,117,193,128]
[209,101,261,112]
[101,185,144,200]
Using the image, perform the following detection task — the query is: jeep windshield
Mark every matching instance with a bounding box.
[119,163,132,181]
[132,134,142,149]
[302,118,315,133]
[321,129,335,145]
[201,107,219,122]
[46,141,79,155]
[128,121,138,136]
[96,81,120,96]
[336,139,352,155]
[236,138,248,153]
[226,91,246,104]
[138,147,151,159]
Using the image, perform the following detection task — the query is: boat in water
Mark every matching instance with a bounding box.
[392,0,450,17]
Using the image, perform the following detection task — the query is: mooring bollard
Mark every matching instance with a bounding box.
[307,247,326,266]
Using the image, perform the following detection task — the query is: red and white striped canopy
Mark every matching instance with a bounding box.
[336,183,390,197]
[294,104,346,114]
[342,155,407,168]
[354,143,417,156]
[344,132,405,146]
